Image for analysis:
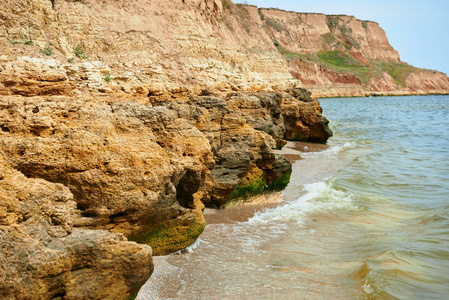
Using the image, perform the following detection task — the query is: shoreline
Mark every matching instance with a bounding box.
[136,140,338,299]
[204,141,330,225]
[312,90,449,99]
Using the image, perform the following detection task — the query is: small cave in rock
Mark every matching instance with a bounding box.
[176,171,201,209]
[76,202,99,217]
[110,209,138,223]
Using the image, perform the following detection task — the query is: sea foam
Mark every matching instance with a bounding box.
[248,180,359,225]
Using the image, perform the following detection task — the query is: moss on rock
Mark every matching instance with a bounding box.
[267,172,291,191]
[129,221,205,256]
[229,166,292,201]
[230,175,266,200]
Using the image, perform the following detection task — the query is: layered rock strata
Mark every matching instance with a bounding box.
[0,0,295,95]
[1,1,447,98]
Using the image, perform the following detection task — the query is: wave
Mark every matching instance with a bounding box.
[248,180,360,225]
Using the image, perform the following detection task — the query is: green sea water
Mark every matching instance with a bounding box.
[138,95,449,299]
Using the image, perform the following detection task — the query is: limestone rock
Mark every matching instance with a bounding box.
[0,90,330,222]
[225,90,332,144]
[185,91,331,207]
[0,95,210,255]
[0,155,153,300]
[0,57,75,96]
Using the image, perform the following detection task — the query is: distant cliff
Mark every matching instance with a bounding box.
[257,8,449,97]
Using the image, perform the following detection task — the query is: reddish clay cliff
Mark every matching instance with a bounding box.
[258,8,449,97]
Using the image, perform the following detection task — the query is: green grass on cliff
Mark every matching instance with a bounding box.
[316,50,383,84]
[278,47,381,84]
[276,43,429,86]
[317,50,361,68]
[376,60,427,86]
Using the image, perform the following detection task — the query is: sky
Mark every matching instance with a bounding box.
[241,0,449,75]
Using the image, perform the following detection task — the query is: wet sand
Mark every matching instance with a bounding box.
[204,193,282,224]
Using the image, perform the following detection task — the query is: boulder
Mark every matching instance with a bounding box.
[0,155,153,299]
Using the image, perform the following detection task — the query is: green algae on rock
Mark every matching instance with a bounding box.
[130,221,206,256]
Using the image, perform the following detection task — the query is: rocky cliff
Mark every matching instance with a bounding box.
[0,2,333,297]
[0,0,297,95]
[0,0,445,298]
[1,1,447,97]
[0,90,329,297]
[258,9,449,97]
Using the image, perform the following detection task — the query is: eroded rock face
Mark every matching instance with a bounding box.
[167,90,331,207]
[0,155,153,300]
[0,57,75,97]
[0,90,331,237]
[0,95,211,255]
[0,0,295,94]
[259,10,400,61]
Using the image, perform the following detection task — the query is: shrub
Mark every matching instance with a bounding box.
[222,0,232,11]
[265,17,286,33]
[326,16,340,28]
[258,9,265,20]
[40,48,53,56]
[221,0,251,33]
[11,35,33,45]
[23,35,33,45]
[74,45,88,59]
[103,72,113,83]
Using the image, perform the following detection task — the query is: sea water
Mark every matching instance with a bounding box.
[138,95,449,299]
